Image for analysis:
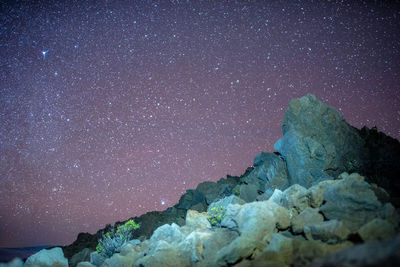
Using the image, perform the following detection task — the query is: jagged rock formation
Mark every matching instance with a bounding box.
[4,94,399,266]
[76,172,398,267]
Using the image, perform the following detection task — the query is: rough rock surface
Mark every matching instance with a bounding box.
[312,234,400,267]
[70,248,91,267]
[274,94,367,188]
[252,152,289,191]
[358,218,396,242]
[24,247,68,267]
[319,173,386,232]
[291,207,324,234]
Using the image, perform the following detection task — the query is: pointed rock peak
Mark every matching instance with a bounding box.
[274,94,366,188]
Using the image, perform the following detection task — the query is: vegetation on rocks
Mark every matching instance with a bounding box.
[207,206,226,227]
[96,219,140,258]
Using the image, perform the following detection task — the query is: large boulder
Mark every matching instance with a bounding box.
[216,200,290,265]
[281,184,310,215]
[357,218,396,242]
[291,207,324,234]
[304,220,351,244]
[184,210,211,230]
[319,173,388,232]
[274,94,367,188]
[24,247,68,267]
[134,240,189,267]
[150,223,185,244]
[192,228,238,266]
[252,152,289,191]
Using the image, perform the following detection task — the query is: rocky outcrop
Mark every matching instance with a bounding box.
[274,94,400,205]
[274,94,368,187]
[7,94,399,267]
[73,172,399,266]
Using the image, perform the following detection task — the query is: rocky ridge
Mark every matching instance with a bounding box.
[3,94,399,267]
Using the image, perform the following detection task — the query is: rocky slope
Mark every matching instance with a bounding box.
[3,94,399,267]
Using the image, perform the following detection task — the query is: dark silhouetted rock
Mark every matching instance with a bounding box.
[358,126,400,206]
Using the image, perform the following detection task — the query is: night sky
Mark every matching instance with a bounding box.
[1,1,399,248]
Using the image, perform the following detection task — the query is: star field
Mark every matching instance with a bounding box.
[0,1,399,247]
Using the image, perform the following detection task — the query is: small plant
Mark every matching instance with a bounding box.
[207,206,226,227]
[96,219,140,258]
[233,187,240,196]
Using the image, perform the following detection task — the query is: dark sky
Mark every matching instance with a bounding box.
[1,0,399,248]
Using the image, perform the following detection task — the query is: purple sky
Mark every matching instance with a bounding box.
[1,1,399,248]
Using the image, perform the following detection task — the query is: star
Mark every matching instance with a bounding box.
[42,50,48,59]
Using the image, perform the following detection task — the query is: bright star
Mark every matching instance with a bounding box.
[42,50,48,59]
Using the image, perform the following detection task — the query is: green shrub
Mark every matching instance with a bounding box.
[207,206,226,227]
[233,187,240,196]
[96,219,140,258]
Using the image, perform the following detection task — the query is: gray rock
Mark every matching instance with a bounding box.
[89,251,106,267]
[264,233,294,265]
[0,258,24,267]
[238,183,259,202]
[311,234,400,267]
[291,207,324,234]
[70,248,91,267]
[358,218,396,242]
[119,240,141,256]
[24,247,68,267]
[76,262,96,267]
[307,179,337,208]
[150,223,184,244]
[195,228,238,267]
[267,189,284,205]
[178,228,215,263]
[135,241,189,267]
[216,201,286,265]
[101,251,137,267]
[207,195,245,212]
[220,203,242,229]
[252,152,289,191]
[304,220,351,244]
[379,202,400,228]
[247,236,352,267]
[185,210,211,230]
[281,184,310,215]
[274,94,367,188]
[319,174,383,232]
